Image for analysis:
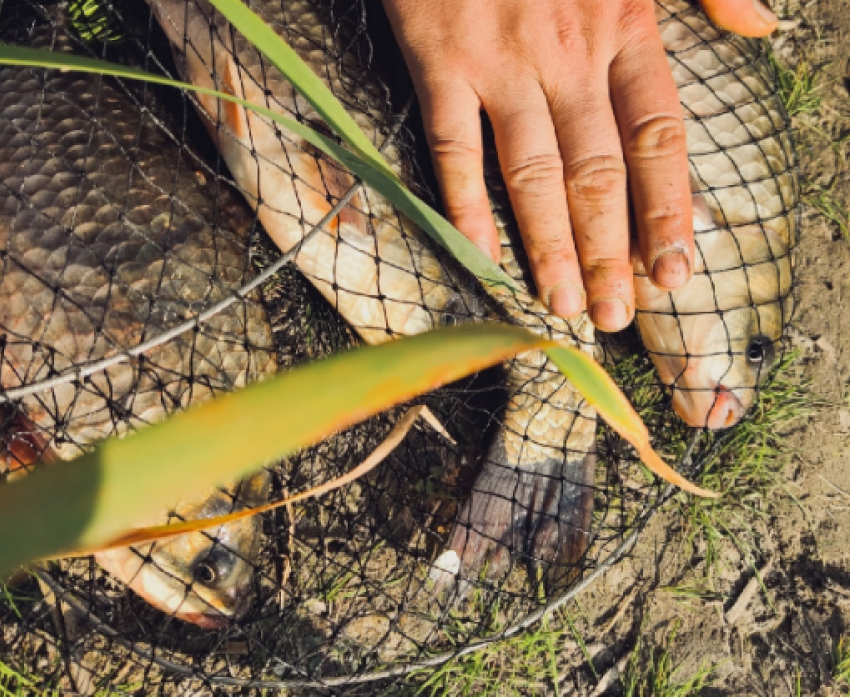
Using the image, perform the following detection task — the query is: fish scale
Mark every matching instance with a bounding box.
[0,39,278,457]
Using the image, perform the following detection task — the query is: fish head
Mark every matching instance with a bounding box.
[95,469,270,629]
[635,196,793,429]
[655,302,787,429]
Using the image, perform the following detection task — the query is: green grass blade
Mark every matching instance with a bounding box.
[0,46,516,289]
[0,324,549,576]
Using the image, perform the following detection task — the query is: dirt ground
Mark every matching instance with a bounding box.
[552,1,850,695]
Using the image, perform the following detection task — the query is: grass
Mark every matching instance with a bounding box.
[404,607,572,697]
[68,0,125,43]
[0,659,140,696]
[806,181,850,241]
[657,582,725,608]
[769,52,824,118]
[767,40,850,240]
[831,636,850,693]
[621,621,718,697]
[0,662,55,697]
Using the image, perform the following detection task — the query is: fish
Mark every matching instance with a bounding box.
[95,469,271,629]
[146,0,598,591]
[0,8,278,628]
[147,0,797,594]
[634,0,797,430]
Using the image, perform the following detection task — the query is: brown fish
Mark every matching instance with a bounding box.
[147,0,597,591]
[0,8,277,627]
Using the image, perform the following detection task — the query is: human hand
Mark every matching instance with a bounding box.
[382,0,778,331]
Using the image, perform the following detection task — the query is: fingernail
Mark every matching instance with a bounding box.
[753,0,778,25]
[589,298,630,331]
[546,283,585,318]
[652,251,691,289]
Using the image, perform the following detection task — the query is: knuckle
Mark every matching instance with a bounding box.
[503,152,565,193]
[585,256,629,272]
[584,256,632,279]
[567,156,627,200]
[429,136,482,162]
[531,244,578,272]
[628,115,687,160]
[582,256,633,288]
[444,195,489,222]
[643,205,688,226]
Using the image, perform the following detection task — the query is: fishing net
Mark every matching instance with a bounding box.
[0,0,796,692]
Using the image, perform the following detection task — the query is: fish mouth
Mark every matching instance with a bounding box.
[173,611,232,630]
[171,584,253,630]
[672,382,746,430]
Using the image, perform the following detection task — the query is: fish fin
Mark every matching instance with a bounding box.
[441,447,594,596]
[185,54,247,145]
[1,410,55,479]
[692,193,716,232]
[170,37,247,147]
[297,123,368,234]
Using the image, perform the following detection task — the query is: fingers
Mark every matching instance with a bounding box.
[699,0,779,37]
[486,83,586,319]
[611,24,694,293]
[552,86,634,332]
[419,80,502,263]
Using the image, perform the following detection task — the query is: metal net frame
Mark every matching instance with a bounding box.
[0,0,796,692]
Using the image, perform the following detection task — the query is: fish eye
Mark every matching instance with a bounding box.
[194,562,217,585]
[745,335,774,367]
[192,548,237,587]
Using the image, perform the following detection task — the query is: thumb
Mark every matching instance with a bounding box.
[699,0,779,37]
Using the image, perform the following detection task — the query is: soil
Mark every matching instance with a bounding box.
[554,1,850,694]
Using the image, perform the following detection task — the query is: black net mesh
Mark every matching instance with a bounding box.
[0,0,797,692]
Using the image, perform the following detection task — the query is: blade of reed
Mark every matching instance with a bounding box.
[0,325,713,575]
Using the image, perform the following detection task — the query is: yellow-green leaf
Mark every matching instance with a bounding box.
[57,406,430,557]
[545,345,717,498]
[0,325,547,576]
[0,325,714,577]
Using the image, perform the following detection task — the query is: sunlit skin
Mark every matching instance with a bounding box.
[381,0,779,332]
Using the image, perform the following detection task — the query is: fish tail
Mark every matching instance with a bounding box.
[444,443,595,595]
[435,350,597,595]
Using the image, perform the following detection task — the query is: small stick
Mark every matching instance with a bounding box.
[819,474,850,500]
[725,559,774,626]
[599,583,639,635]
